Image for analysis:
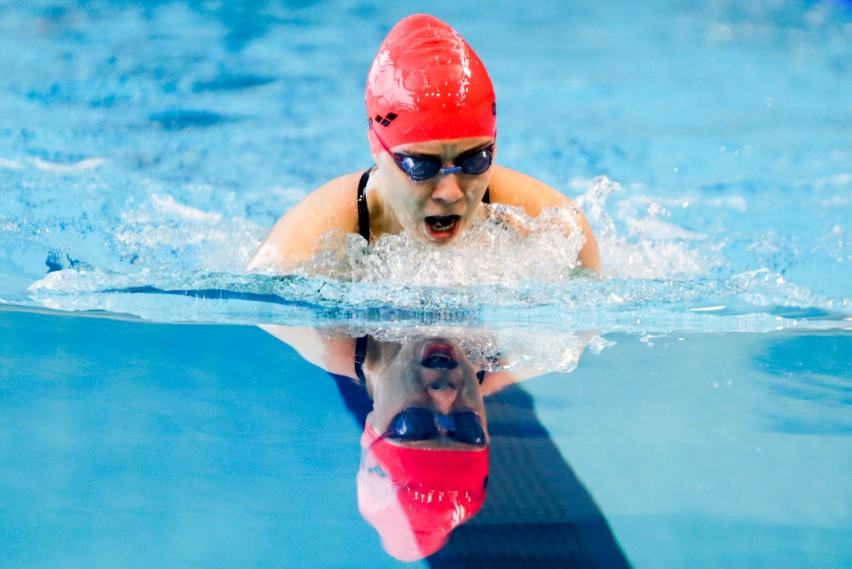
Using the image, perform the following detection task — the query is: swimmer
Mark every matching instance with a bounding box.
[247,14,600,273]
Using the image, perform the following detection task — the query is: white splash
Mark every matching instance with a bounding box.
[31,157,106,173]
[0,158,25,170]
[150,194,223,224]
[301,201,587,286]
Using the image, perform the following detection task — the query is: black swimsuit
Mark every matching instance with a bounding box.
[356,168,491,242]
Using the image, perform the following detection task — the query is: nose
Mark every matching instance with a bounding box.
[427,380,459,415]
[430,171,463,204]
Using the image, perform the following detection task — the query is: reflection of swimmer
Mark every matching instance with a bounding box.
[262,325,595,561]
[356,337,489,561]
[247,14,599,273]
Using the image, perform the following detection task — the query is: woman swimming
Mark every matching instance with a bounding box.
[246,14,600,272]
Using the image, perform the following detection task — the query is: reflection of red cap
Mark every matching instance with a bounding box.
[357,423,489,561]
[365,14,497,154]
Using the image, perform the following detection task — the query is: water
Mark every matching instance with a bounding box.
[1,1,850,567]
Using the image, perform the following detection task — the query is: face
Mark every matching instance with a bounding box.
[372,136,496,245]
[365,336,488,450]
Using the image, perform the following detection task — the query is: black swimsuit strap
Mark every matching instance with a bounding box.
[357,167,491,244]
[354,335,368,386]
[357,169,372,242]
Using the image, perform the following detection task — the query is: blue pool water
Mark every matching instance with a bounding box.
[1,1,850,567]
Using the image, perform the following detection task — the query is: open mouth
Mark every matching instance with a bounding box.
[421,341,459,370]
[424,215,461,241]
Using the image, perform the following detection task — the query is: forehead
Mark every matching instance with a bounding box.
[394,136,494,156]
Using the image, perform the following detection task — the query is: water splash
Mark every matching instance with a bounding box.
[17,177,850,332]
[579,177,723,279]
[301,201,587,286]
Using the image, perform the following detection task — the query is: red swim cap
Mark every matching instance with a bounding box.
[357,423,489,561]
[365,14,497,154]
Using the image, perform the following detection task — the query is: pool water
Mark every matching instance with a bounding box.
[1,1,850,567]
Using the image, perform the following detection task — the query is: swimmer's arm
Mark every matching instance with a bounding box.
[488,165,600,272]
[258,325,359,379]
[246,172,363,271]
[479,331,598,396]
[479,368,547,396]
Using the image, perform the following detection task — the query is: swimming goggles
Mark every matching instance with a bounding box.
[370,121,494,181]
[384,407,486,446]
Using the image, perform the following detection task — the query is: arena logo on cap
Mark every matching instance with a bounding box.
[374,113,398,127]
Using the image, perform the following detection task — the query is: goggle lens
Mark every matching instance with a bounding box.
[386,407,486,446]
[396,147,494,181]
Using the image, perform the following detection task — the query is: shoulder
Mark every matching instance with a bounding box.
[487,165,601,272]
[487,165,570,216]
[310,170,367,204]
[246,170,366,271]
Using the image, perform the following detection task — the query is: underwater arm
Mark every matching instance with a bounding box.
[258,325,358,379]
[479,330,598,396]
[489,166,600,272]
